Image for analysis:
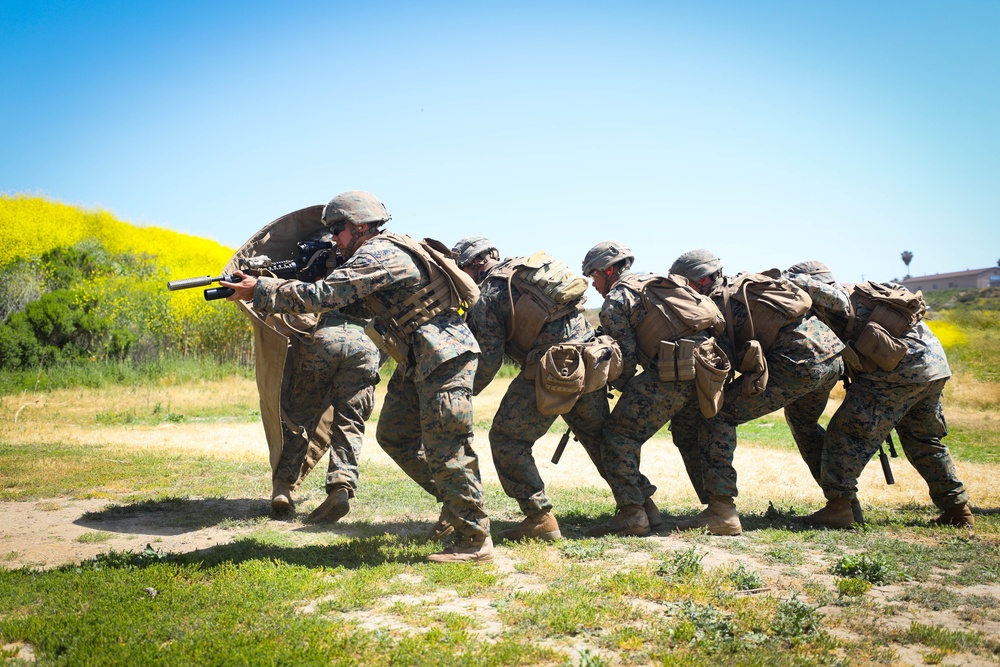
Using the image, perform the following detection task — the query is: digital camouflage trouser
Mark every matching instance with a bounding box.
[603,369,691,507]
[821,377,968,510]
[490,375,610,517]
[275,322,380,496]
[698,355,844,499]
[376,351,490,542]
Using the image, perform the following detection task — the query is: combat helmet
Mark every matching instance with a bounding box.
[452,236,498,268]
[670,249,722,281]
[582,241,634,276]
[321,191,391,230]
[788,260,836,285]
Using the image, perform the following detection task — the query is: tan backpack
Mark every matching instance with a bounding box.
[492,252,588,362]
[722,272,812,396]
[842,282,926,372]
[626,273,726,368]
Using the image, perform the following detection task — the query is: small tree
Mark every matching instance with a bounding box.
[901,251,913,278]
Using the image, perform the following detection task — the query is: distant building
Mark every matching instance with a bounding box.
[901,267,1000,292]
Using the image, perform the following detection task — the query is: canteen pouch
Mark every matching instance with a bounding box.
[364,317,410,365]
[535,344,587,415]
[694,339,730,418]
[738,339,768,397]
[854,321,908,372]
[581,335,623,393]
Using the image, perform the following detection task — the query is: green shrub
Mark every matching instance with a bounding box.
[657,546,704,580]
[836,577,872,597]
[832,552,898,585]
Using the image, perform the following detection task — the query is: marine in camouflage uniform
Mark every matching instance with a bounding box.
[582,241,718,536]
[226,192,491,563]
[670,249,845,536]
[453,237,609,542]
[786,262,972,528]
[271,305,381,524]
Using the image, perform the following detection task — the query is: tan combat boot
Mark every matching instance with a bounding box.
[644,496,664,530]
[931,503,974,528]
[427,506,455,541]
[305,488,350,524]
[675,496,742,536]
[585,505,650,537]
[804,497,854,528]
[498,511,562,542]
[270,480,294,513]
[850,499,864,524]
[427,535,494,563]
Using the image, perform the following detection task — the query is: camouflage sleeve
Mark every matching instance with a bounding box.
[469,280,508,395]
[600,286,639,389]
[786,273,851,320]
[252,250,397,315]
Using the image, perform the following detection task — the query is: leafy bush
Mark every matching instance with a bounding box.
[836,577,872,597]
[657,546,704,580]
[831,552,899,584]
[771,596,823,640]
[728,562,765,591]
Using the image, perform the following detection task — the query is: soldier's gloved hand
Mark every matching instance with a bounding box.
[221,271,258,302]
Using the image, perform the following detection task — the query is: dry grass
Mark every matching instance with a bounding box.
[2,374,998,512]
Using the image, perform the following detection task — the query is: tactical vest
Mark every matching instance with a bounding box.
[490,255,587,363]
[837,282,926,373]
[619,273,726,367]
[362,232,479,364]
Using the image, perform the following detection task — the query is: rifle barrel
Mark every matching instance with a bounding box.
[167,275,228,291]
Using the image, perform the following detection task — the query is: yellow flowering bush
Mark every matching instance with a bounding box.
[0,194,250,362]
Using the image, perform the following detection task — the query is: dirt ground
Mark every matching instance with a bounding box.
[0,417,993,571]
[3,418,1000,666]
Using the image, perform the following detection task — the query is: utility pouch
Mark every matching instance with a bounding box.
[364,317,410,365]
[656,339,698,382]
[580,335,623,393]
[738,339,768,397]
[535,344,587,416]
[854,321,908,371]
[677,338,697,381]
[694,339,730,418]
[657,341,678,382]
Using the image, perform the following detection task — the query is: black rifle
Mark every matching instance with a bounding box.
[879,432,899,485]
[167,241,338,300]
[551,424,576,464]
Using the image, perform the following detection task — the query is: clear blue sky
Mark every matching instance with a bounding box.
[2,0,997,302]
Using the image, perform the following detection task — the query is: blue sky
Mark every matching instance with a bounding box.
[2,1,997,302]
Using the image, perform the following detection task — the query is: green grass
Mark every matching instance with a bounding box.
[0,354,253,395]
[2,441,999,665]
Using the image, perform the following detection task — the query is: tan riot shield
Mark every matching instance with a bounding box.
[224,205,337,483]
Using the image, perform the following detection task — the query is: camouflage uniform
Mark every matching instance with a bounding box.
[787,273,969,510]
[695,276,846,499]
[599,270,701,508]
[468,259,609,518]
[275,311,380,498]
[254,233,490,542]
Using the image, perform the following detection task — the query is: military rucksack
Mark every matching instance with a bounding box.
[842,282,926,373]
[721,272,812,396]
[492,252,589,362]
[622,273,726,366]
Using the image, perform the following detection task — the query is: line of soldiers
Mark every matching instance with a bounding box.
[222,190,974,565]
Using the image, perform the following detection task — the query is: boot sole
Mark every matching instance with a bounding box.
[305,498,350,524]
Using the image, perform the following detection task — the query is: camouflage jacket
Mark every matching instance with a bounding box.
[599,270,652,389]
[709,274,844,368]
[467,258,593,395]
[254,233,479,381]
[787,273,950,384]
